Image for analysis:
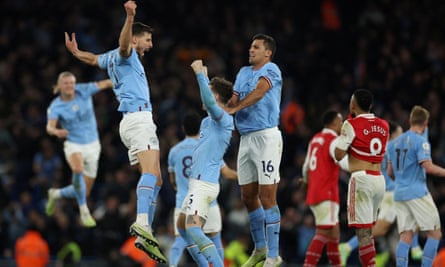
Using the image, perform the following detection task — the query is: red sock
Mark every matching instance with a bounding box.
[359,239,376,267]
[326,238,341,267]
[303,233,329,267]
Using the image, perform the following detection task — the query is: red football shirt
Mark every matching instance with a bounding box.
[305,128,340,205]
[342,114,389,163]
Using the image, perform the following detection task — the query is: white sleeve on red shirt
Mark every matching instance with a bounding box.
[330,137,349,172]
[336,120,355,151]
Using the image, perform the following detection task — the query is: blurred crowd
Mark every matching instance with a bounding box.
[2,0,445,266]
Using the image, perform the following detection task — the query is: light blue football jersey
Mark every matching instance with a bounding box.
[233,62,282,135]
[190,73,234,184]
[168,137,224,208]
[47,83,99,144]
[168,137,199,208]
[388,130,430,201]
[97,48,152,113]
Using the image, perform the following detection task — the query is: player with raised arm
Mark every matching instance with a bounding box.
[45,71,112,228]
[168,111,237,267]
[334,89,389,267]
[175,60,234,267]
[65,0,166,262]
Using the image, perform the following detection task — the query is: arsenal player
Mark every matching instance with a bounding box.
[301,110,349,267]
[334,89,389,267]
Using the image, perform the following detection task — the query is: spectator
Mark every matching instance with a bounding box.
[15,223,50,267]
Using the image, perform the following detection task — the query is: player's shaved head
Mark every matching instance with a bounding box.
[352,89,373,112]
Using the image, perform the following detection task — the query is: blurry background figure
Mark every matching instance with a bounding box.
[224,231,251,267]
[55,241,81,267]
[15,222,49,267]
[120,236,157,267]
[32,137,63,199]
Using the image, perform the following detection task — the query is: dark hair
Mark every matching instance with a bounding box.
[322,110,339,126]
[253,34,276,60]
[353,89,373,111]
[183,112,201,136]
[209,77,233,104]
[132,22,153,36]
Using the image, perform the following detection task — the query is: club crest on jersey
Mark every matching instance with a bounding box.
[72,105,79,112]
[423,142,430,152]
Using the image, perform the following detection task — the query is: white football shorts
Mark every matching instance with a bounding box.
[237,127,283,185]
[119,111,159,165]
[64,140,101,178]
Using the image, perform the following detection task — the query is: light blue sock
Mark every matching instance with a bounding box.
[187,226,223,267]
[209,232,224,260]
[136,173,156,216]
[72,173,86,205]
[422,238,439,267]
[348,235,359,251]
[178,228,207,267]
[248,207,266,250]
[265,205,280,258]
[148,185,161,227]
[60,185,76,198]
[169,236,187,267]
[396,241,410,267]
[412,233,420,248]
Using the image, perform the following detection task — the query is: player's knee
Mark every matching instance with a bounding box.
[240,194,259,209]
[428,229,442,240]
[177,213,186,230]
[259,192,276,208]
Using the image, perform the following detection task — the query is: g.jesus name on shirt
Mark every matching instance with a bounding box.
[348,115,389,162]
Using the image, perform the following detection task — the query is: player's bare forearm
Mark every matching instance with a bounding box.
[423,160,445,177]
[233,89,264,113]
[228,93,239,107]
[46,124,68,139]
[334,148,347,161]
[119,17,133,57]
[221,165,238,180]
[72,50,99,66]
[233,79,269,112]
[65,32,99,66]
[96,79,114,90]
[119,2,135,57]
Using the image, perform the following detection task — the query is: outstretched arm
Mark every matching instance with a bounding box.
[119,0,136,58]
[191,60,223,120]
[95,79,114,91]
[422,160,445,177]
[65,32,99,66]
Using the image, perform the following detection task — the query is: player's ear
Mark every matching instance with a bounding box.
[132,35,138,44]
[214,92,220,102]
